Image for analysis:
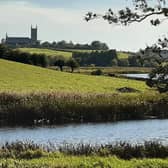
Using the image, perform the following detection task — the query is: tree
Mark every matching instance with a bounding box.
[54,57,66,71]
[85,0,168,92]
[146,64,168,93]
[66,58,79,73]
[85,0,168,26]
[91,41,109,50]
[91,69,103,76]
[0,44,8,58]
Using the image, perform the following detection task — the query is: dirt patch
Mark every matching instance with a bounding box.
[117,87,140,93]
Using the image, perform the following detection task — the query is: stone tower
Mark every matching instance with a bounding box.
[31,25,37,43]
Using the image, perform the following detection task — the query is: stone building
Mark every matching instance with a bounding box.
[4,25,38,46]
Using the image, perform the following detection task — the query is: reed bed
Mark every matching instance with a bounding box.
[0,92,167,126]
[1,141,168,159]
[1,141,168,167]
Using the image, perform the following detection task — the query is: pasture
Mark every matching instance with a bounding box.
[117,52,129,60]
[0,59,150,93]
[18,48,72,58]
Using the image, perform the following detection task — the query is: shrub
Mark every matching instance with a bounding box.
[91,69,103,76]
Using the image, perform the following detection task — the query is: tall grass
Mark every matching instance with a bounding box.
[1,141,168,159]
[1,141,168,167]
[0,92,167,126]
[59,141,168,159]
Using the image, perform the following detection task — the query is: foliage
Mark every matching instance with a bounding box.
[91,69,103,76]
[84,0,168,92]
[40,40,109,50]
[118,59,129,67]
[60,141,168,159]
[0,60,166,125]
[1,142,168,167]
[0,91,167,125]
[79,67,152,75]
[0,45,51,67]
[1,156,168,168]
[1,141,168,159]
[85,0,168,26]
[73,50,117,66]
[146,64,168,93]
[54,56,66,71]
[90,41,109,50]
[66,58,79,72]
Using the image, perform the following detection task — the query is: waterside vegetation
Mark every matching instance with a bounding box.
[0,59,167,125]
[1,141,168,168]
[0,92,167,125]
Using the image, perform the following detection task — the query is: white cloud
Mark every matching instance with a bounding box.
[0,3,168,51]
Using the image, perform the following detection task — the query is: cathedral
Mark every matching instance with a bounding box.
[4,25,38,46]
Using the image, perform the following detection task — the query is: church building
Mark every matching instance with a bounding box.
[4,25,38,46]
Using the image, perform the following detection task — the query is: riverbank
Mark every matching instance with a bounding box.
[2,155,168,168]
[0,92,167,126]
[1,142,168,168]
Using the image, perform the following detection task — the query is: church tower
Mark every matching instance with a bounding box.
[31,25,37,43]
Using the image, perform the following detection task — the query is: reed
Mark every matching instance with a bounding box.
[0,92,167,126]
[1,141,168,160]
[59,141,168,159]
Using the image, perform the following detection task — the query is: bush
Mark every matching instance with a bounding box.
[91,69,103,76]
[73,50,117,66]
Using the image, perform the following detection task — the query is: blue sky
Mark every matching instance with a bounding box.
[0,0,168,51]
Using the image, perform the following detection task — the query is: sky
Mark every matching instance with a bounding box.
[0,0,168,51]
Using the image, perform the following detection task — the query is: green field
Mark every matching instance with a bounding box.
[0,59,150,93]
[1,154,168,168]
[58,49,99,53]
[77,66,152,75]
[18,48,72,58]
[117,52,129,60]
[18,48,130,62]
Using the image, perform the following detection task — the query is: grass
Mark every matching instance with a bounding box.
[1,154,168,168]
[0,91,167,125]
[0,59,167,126]
[1,142,168,168]
[18,48,130,60]
[17,48,72,58]
[117,52,129,60]
[58,49,99,53]
[77,67,152,75]
[0,59,150,93]
[1,155,168,168]
[17,48,99,58]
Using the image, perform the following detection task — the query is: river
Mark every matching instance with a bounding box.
[0,119,168,146]
[122,73,149,79]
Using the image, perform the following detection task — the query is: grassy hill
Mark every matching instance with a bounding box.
[117,52,129,60]
[18,48,131,65]
[0,59,149,93]
[18,48,129,59]
[18,48,72,58]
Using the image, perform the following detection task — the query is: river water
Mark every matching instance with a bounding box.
[123,73,149,79]
[0,119,168,146]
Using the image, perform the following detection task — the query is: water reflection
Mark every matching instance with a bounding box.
[0,120,168,146]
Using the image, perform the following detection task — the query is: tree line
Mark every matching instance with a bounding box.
[38,40,109,50]
[0,44,79,72]
[73,50,117,66]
